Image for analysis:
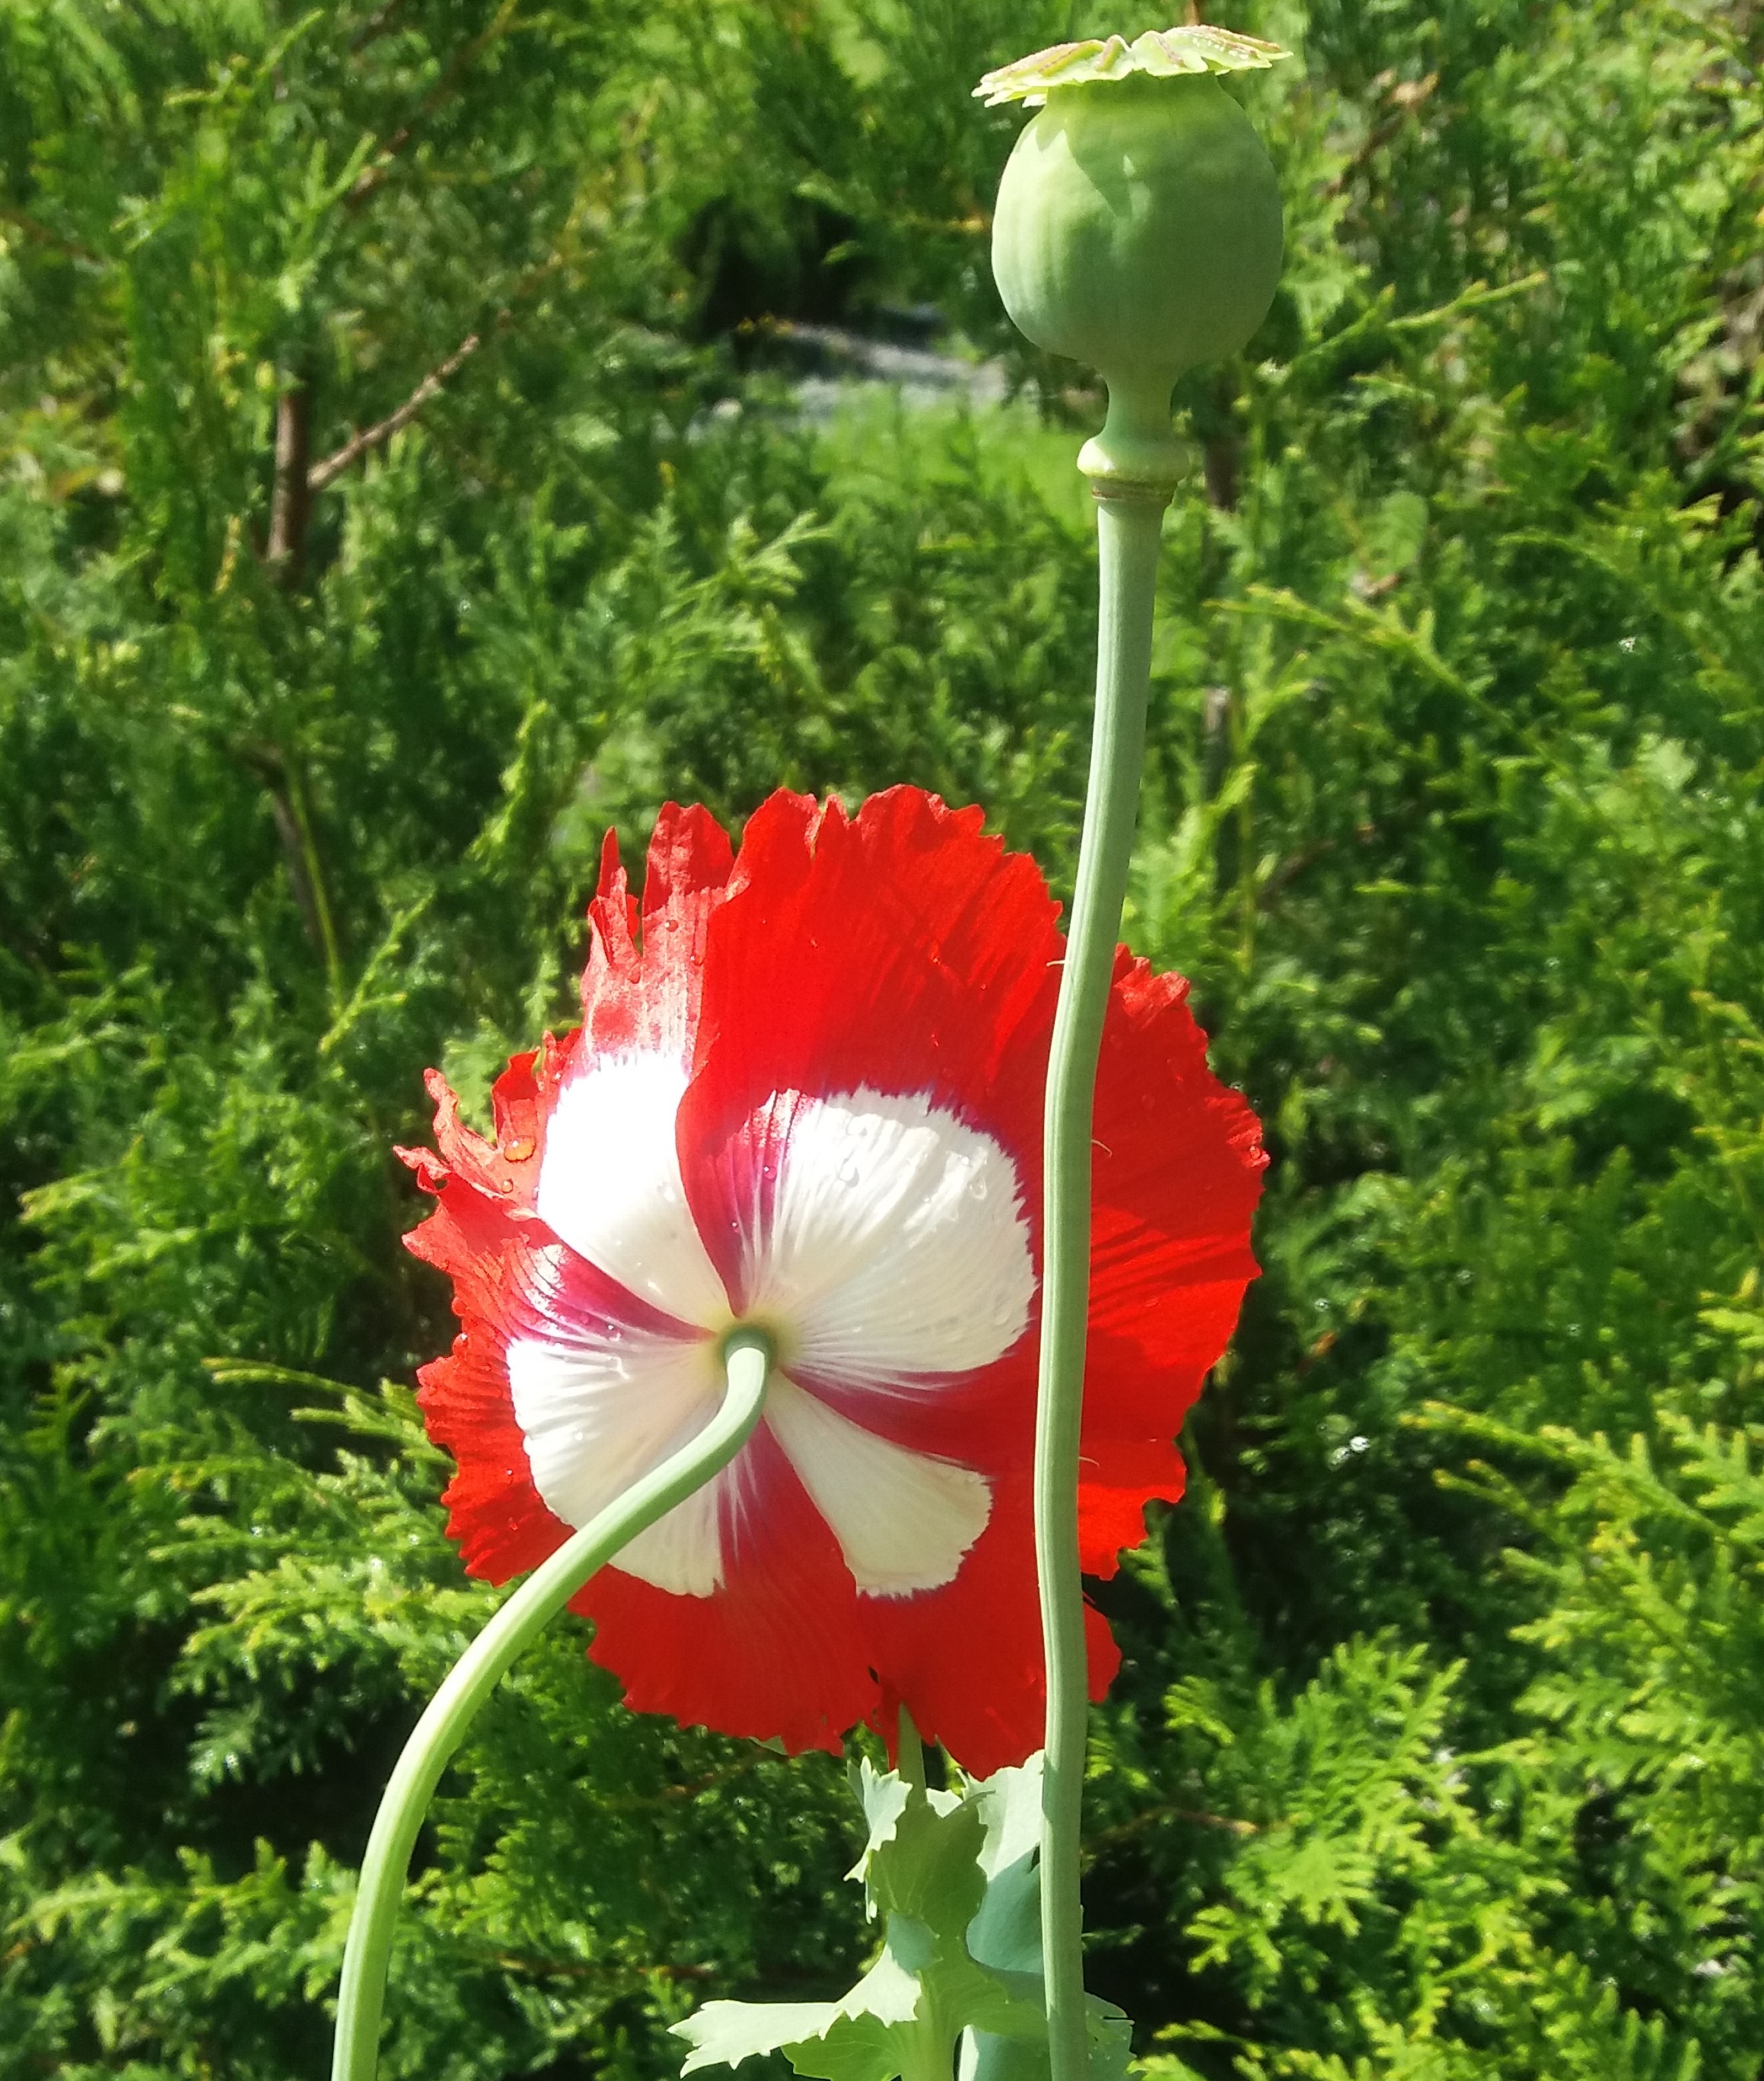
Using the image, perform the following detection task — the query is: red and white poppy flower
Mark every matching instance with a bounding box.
[401,788,1264,1775]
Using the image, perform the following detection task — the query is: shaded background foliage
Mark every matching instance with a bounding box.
[2,0,1763,2076]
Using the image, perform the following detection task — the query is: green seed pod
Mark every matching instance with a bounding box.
[977,27,1288,487]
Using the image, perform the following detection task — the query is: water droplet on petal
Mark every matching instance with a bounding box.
[502,1134,536,1162]
[837,1159,860,1188]
[969,1175,989,1201]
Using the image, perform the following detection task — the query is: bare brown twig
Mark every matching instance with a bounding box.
[307,332,482,491]
[1323,72,1441,198]
[301,215,591,494]
[266,377,314,578]
[1084,1800,1263,1862]
[0,205,102,266]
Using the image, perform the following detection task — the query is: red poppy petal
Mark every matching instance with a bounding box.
[1076,953,1266,1574]
[1078,1274,1251,1586]
[788,1348,1029,1472]
[401,1166,514,1309]
[396,1056,546,1215]
[416,1325,568,1584]
[643,800,740,924]
[406,1112,712,1582]
[1075,1403,1189,1572]
[857,1476,1120,1780]
[1091,956,1266,1291]
[400,1140,550,1583]
[572,803,735,1063]
[570,1420,876,1755]
[515,807,741,1328]
[676,788,1060,1299]
[400,1128,538,1400]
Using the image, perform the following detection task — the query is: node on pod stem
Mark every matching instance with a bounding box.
[978,26,1290,492]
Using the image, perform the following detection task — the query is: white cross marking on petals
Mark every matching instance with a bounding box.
[509,1052,1035,1599]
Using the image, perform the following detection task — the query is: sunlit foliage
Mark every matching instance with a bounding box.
[2,2,1762,2076]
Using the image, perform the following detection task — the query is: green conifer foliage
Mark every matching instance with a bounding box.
[2,2,1762,2077]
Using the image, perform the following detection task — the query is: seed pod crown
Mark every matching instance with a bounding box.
[980,24,1290,487]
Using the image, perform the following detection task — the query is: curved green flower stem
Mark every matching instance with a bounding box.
[1037,479,1173,2081]
[331,1332,774,2081]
